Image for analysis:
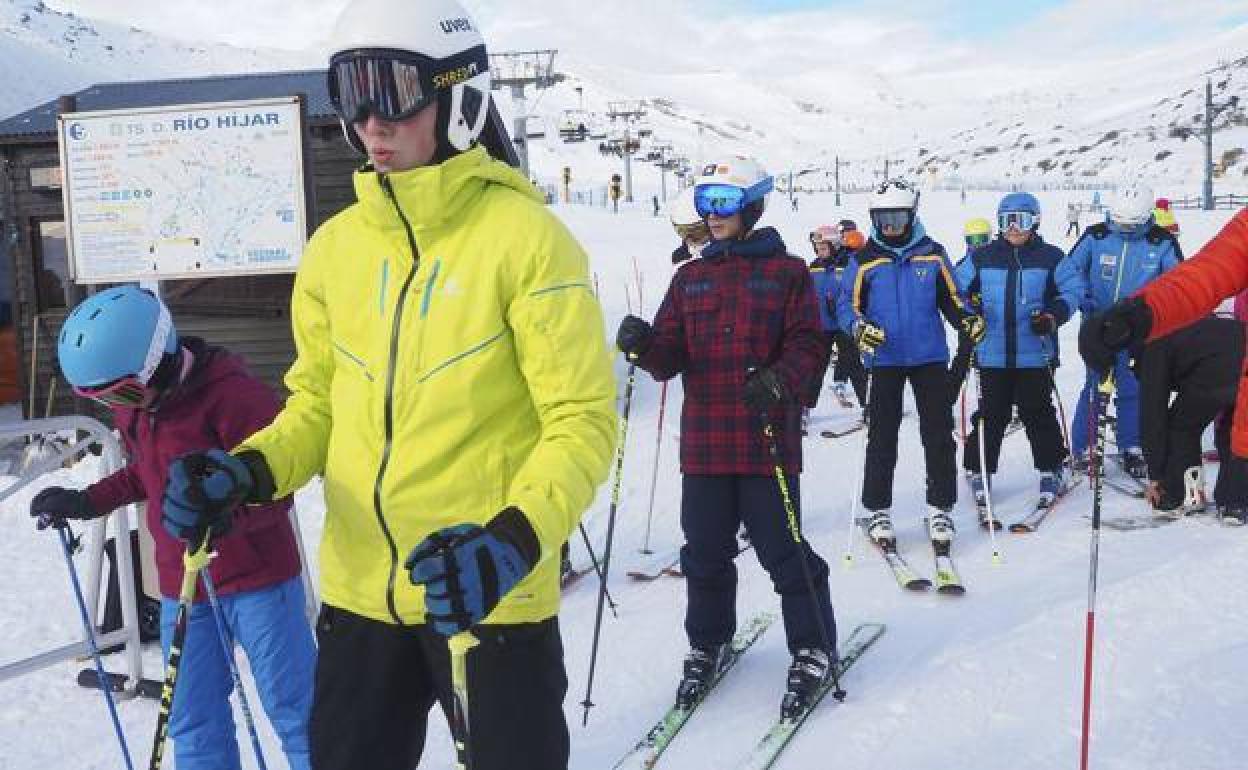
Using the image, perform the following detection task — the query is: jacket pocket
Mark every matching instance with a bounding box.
[683,291,721,346]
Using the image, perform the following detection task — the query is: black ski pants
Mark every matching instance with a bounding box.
[828,330,868,406]
[862,363,957,510]
[1215,412,1248,507]
[681,474,837,655]
[963,367,1067,475]
[309,605,569,770]
[1151,392,1223,507]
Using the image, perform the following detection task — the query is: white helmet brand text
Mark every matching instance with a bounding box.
[440,17,474,34]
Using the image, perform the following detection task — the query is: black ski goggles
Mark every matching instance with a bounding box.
[328,46,488,124]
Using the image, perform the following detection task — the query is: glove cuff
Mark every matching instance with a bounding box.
[486,506,541,570]
[235,450,276,503]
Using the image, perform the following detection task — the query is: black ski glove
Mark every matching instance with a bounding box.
[1029,309,1057,336]
[30,487,97,529]
[1078,297,1153,375]
[743,367,790,413]
[616,315,654,358]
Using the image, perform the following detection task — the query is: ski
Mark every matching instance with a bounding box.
[77,668,163,700]
[627,549,682,581]
[561,564,594,589]
[856,519,931,591]
[1103,475,1147,499]
[1009,475,1087,533]
[820,421,864,439]
[735,622,887,770]
[931,547,965,595]
[612,612,776,770]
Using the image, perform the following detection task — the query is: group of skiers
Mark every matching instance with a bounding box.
[19,0,1248,767]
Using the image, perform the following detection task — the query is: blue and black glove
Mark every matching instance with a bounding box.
[161,449,258,542]
[30,487,97,530]
[405,506,541,636]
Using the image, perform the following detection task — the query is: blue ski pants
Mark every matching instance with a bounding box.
[1071,352,1140,457]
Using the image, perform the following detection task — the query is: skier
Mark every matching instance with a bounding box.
[954,193,1082,524]
[1133,316,1246,522]
[1078,209,1248,519]
[962,217,993,260]
[30,286,315,770]
[837,179,985,550]
[1066,202,1081,237]
[615,156,837,718]
[810,223,868,408]
[156,2,618,768]
[669,186,710,265]
[1065,183,1182,480]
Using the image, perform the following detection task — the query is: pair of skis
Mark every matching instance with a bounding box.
[613,613,886,769]
[856,519,964,595]
[967,474,1087,534]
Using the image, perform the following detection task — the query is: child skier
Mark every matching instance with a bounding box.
[838,180,984,557]
[30,286,315,770]
[1134,316,1247,523]
[954,193,1082,524]
[669,186,711,265]
[616,156,837,718]
[811,223,868,408]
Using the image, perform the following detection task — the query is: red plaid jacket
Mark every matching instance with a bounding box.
[637,227,829,475]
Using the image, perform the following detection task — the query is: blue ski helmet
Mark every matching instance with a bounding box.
[997,192,1041,232]
[58,286,178,389]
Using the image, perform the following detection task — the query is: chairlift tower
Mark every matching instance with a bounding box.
[489,49,563,180]
[607,100,646,203]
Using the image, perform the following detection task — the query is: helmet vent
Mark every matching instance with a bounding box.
[75,333,84,348]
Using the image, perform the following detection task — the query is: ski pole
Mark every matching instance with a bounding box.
[149,530,214,770]
[842,368,874,569]
[41,517,135,770]
[449,631,481,770]
[971,358,1002,563]
[199,569,268,770]
[580,356,638,726]
[577,522,618,617]
[762,420,844,702]
[640,380,669,554]
[1080,372,1115,770]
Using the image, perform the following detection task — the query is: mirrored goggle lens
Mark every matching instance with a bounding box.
[675,222,708,241]
[965,233,991,248]
[998,211,1037,231]
[330,54,431,123]
[73,377,150,408]
[872,209,911,231]
[694,184,747,217]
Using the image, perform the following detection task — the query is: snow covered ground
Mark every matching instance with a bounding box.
[0,189,1243,769]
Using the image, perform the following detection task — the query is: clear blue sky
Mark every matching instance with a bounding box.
[729,0,1064,37]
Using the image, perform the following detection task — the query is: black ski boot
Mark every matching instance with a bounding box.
[1121,449,1148,481]
[675,644,730,708]
[780,647,833,719]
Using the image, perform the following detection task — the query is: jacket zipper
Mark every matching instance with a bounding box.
[1005,246,1020,368]
[373,174,422,626]
[1111,240,1130,304]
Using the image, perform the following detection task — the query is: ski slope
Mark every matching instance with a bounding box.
[0,190,1244,769]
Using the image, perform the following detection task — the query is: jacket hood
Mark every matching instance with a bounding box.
[352,146,543,232]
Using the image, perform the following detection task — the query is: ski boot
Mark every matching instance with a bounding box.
[1121,448,1148,481]
[675,644,730,708]
[1220,506,1248,527]
[865,509,895,548]
[780,647,833,719]
[928,507,956,554]
[1039,468,1065,505]
[1071,452,1091,475]
[1183,466,1208,514]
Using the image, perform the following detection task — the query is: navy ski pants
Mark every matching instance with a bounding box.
[680,474,837,655]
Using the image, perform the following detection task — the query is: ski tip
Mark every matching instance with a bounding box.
[937,584,967,596]
[1008,524,1034,534]
[906,579,933,591]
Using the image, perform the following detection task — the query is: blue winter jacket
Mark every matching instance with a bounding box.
[809,248,855,332]
[1065,222,1182,314]
[954,234,1082,369]
[837,222,966,367]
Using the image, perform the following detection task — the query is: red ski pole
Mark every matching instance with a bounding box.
[1080,373,1115,770]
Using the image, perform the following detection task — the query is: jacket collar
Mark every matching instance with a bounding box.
[701,226,786,261]
[870,220,929,258]
[352,147,542,232]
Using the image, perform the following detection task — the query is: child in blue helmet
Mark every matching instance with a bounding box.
[954,193,1083,523]
[1065,184,1183,480]
[31,286,315,770]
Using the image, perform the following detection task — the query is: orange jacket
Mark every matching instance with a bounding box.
[1137,208,1248,454]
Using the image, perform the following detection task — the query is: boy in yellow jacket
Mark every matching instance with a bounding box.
[161,2,617,768]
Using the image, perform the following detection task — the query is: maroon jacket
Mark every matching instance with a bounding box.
[638,227,829,475]
[86,338,301,600]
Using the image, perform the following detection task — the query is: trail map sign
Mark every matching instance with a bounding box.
[57,96,307,283]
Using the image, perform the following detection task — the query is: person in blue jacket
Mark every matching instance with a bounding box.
[809,223,867,408]
[955,193,1083,522]
[838,180,984,548]
[1066,184,1182,478]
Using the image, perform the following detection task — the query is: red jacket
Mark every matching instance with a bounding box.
[1137,208,1248,456]
[86,339,301,599]
[637,227,829,475]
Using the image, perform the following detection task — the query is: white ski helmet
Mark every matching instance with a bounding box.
[1107,183,1155,229]
[327,0,492,163]
[692,156,773,230]
[668,186,701,228]
[868,179,920,245]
